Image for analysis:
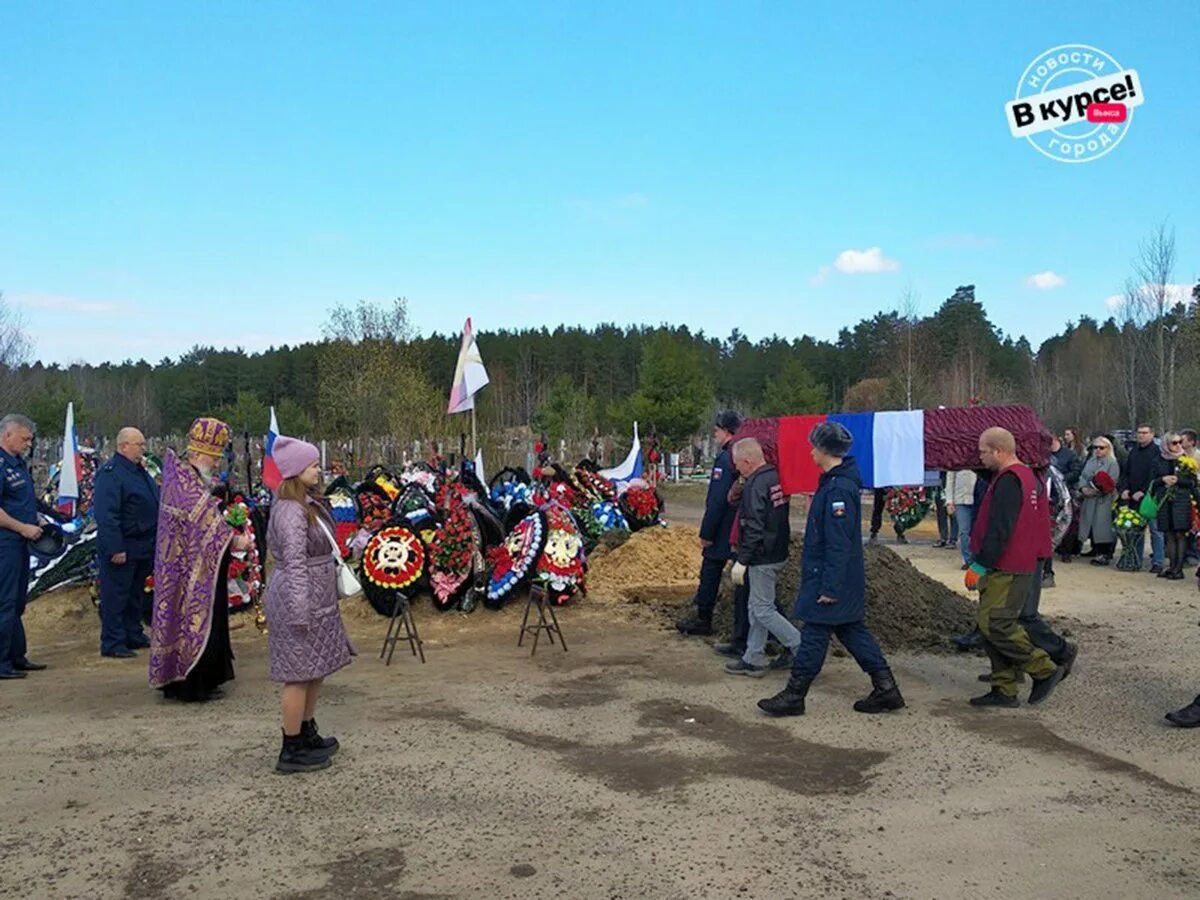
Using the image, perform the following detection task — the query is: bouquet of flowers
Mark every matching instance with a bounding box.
[885,487,930,533]
[224,496,263,611]
[619,485,663,531]
[1113,504,1146,571]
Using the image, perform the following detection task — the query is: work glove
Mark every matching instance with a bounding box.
[964,562,988,592]
[731,562,747,586]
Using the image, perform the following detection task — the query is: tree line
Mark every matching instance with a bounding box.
[2,225,1196,454]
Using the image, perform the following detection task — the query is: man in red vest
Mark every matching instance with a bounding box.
[965,427,1065,707]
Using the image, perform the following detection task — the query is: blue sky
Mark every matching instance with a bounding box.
[2,1,1197,364]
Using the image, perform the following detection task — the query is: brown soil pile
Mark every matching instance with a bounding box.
[585,525,702,601]
[588,528,975,653]
[24,586,99,638]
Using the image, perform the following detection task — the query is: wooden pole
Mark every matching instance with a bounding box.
[471,406,478,456]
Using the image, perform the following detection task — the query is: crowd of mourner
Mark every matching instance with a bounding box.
[1,408,1198,779]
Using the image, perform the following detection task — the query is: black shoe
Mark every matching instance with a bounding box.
[0,670,28,680]
[853,668,905,713]
[1167,571,1185,581]
[14,659,47,671]
[757,675,813,716]
[1057,643,1078,680]
[952,630,983,652]
[675,613,714,637]
[969,689,1019,708]
[127,636,151,650]
[102,649,136,659]
[932,540,948,549]
[276,732,333,773]
[1150,564,1163,574]
[868,533,878,544]
[1090,556,1110,567]
[712,642,744,659]
[1157,569,1170,578]
[768,649,794,671]
[1165,697,1200,728]
[302,719,339,755]
[960,563,970,571]
[1028,666,1065,705]
[895,533,909,544]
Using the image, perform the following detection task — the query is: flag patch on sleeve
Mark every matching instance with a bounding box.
[832,501,846,517]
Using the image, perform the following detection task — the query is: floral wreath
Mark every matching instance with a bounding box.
[486,510,547,606]
[535,504,586,598]
[428,499,476,608]
[362,524,426,590]
[224,495,263,611]
[591,499,629,532]
[573,466,617,502]
[619,485,661,530]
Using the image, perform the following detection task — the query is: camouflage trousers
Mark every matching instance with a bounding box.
[977,572,1056,697]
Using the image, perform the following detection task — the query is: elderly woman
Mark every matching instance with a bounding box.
[1078,436,1120,567]
[265,436,355,774]
[1151,432,1196,580]
[150,417,251,702]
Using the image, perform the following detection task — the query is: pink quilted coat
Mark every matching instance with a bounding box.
[264,499,355,683]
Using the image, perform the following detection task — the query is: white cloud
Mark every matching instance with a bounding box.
[1027,271,1066,290]
[832,247,900,274]
[808,265,831,286]
[12,292,129,315]
[1102,283,1195,314]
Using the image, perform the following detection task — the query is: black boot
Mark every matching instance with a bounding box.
[1165,696,1200,728]
[853,668,906,713]
[952,629,983,652]
[276,730,333,774]
[302,719,339,755]
[757,675,812,717]
[675,609,714,636]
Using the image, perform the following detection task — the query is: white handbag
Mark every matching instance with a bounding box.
[315,515,362,598]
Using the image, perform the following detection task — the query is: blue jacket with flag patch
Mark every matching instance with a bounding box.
[699,441,737,561]
[93,453,161,560]
[795,455,866,624]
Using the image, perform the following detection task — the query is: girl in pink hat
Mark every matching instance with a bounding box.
[264,436,355,774]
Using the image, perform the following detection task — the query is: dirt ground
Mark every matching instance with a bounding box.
[3,486,1200,899]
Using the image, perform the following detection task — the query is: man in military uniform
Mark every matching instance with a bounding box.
[677,410,744,639]
[965,427,1065,707]
[758,422,904,716]
[0,414,47,680]
[93,427,160,659]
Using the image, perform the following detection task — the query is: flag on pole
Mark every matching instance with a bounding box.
[474,449,486,485]
[262,406,282,491]
[56,402,81,517]
[447,317,490,414]
[599,422,644,483]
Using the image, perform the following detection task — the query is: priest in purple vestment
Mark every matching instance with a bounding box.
[150,417,251,702]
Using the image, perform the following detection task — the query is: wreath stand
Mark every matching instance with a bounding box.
[518,583,568,657]
[381,592,425,665]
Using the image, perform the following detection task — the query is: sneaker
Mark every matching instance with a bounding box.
[712,642,744,659]
[724,659,766,678]
[969,689,1019,708]
[1042,574,1056,589]
[932,540,947,549]
[1028,667,1065,705]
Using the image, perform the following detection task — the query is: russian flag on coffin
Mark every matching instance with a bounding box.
[740,410,925,494]
[262,407,282,491]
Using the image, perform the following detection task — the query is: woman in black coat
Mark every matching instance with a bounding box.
[1151,433,1197,580]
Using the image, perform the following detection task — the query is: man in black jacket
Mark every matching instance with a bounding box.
[677,411,743,638]
[723,438,802,678]
[1118,424,1164,572]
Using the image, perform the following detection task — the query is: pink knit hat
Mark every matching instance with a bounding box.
[273,436,320,480]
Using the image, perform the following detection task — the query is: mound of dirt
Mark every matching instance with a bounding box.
[587,528,976,653]
[585,525,701,602]
[24,586,99,638]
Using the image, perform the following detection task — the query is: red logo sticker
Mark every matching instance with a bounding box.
[1087,102,1127,123]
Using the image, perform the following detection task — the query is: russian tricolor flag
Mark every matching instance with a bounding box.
[747,410,926,494]
[262,407,282,491]
[55,402,81,517]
